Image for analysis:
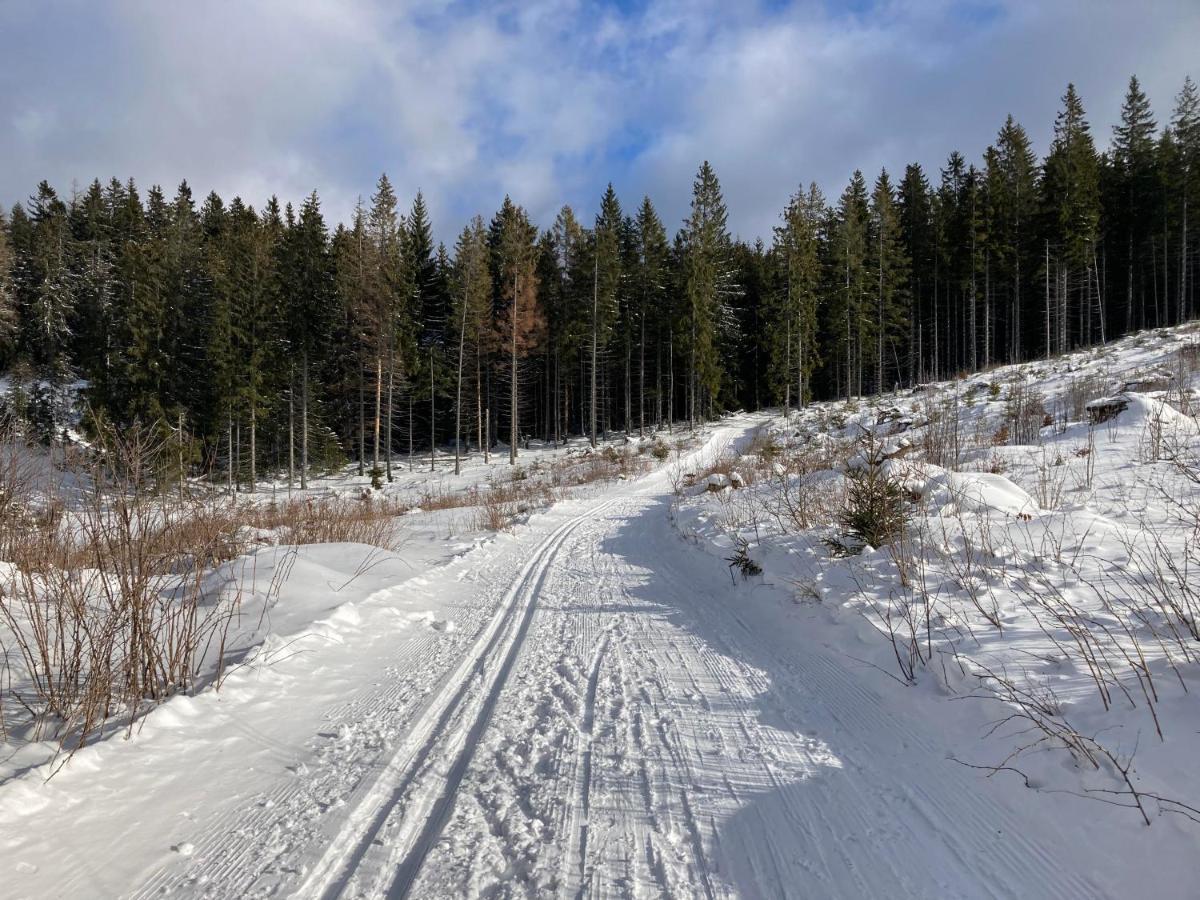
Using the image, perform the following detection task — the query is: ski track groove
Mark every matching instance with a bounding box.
[118,424,1120,900]
[346,498,622,900]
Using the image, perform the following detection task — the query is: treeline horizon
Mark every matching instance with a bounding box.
[0,73,1196,488]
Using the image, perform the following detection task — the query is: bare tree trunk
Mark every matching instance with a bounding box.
[430,346,436,472]
[372,356,382,480]
[667,326,674,433]
[385,344,395,482]
[784,284,792,410]
[288,363,295,493]
[234,419,241,495]
[511,272,519,464]
[877,230,884,393]
[624,328,631,434]
[590,254,598,448]
[228,409,234,496]
[797,313,804,410]
[1181,192,1189,324]
[638,314,645,438]
[1044,241,1051,359]
[455,293,468,476]
[301,355,309,490]
[249,398,256,494]
[983,250,991,369]
[357,363,365,477]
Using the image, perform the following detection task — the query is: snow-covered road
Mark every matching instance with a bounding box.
[4,421,1123,898]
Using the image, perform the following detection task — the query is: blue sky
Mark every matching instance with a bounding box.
[1,0,1196,244]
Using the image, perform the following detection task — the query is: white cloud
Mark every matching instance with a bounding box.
[0,0,1196,243]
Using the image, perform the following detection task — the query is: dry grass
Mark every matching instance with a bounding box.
[0,423,409,767]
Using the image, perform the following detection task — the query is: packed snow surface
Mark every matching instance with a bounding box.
[3,325,1200,898]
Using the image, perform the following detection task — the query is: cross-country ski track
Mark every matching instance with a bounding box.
[4,419,1148,898]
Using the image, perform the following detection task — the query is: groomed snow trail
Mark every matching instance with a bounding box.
[116,421,1111,900]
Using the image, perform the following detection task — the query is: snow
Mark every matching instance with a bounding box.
[2,324,1200,897]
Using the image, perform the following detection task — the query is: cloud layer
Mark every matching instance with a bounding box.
[2,0,1196,243]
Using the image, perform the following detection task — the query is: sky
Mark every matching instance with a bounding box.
[1,0,1197,245]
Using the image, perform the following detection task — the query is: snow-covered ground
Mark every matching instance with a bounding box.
[3,325,1200,898]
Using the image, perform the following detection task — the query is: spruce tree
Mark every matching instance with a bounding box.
[450,217,491,473]
[772,183,823,407]
[1110,76,1158,331]
[630,197,670,432]
[869,170,910,392]
[283,192,333,489]
[1170,77,1199,322]
[1042,84,1102,347]
[681,161,734,423]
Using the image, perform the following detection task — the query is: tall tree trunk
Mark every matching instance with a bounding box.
[1044,241,1051,359]
[624,329,631,434]
[510,271,519,464]
[430,346,436,472]
[1181,193,1189,324]
[227,408,234,496]
[590,254,598,448]
[455,293,468,476]
[385,343,395,482]
[288,363,295,493]
[357,363,365,477]
[784,285,792,410]
[372,356,382,481]
[638,314,645,438]
[667,326,674,433]
[249,398,256,494]
[301,355,309,490]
